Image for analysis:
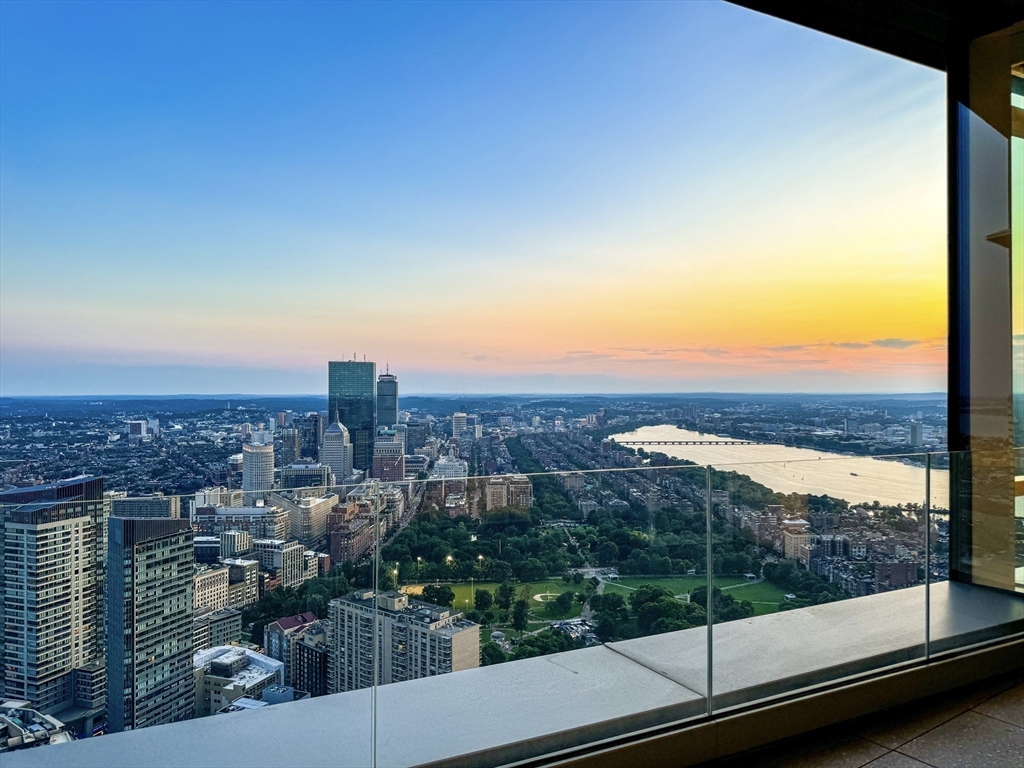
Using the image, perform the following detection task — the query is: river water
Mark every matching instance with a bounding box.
[610,425,950,509]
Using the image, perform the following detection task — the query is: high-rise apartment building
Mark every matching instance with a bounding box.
[372,439,405,483]
[485,477,509,511]
[253,539,306,589]
[222,558,260,609]
[320,422,353,485]
[452,412,467,439]
[110,493,181,518]
[508,475,534,508]
[263,612,320,687]
[106,517,195,733]
[292,623,330,697]
[241,443,274,505]
[193,565,230,611]
[0,477,108,732]
[328,590,478,693]
[192,608,242,652]
[376,372,398,429]
[328,360,377,471]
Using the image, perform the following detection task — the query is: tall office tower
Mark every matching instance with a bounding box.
[328,590,478,693]
[280,428,302,466]
[405,419,428,451]
[242,443,274,505]
[280,462,330,490]
[270,491,338,549]
[106,517,195,733]
[909,422,924,446]
[293,413,325,461]
[321,422,353,485]
[377,372,398,428]
[0,477,107,733]
[110,493,181,518]
[452,412,467,439]
[328,360,377,470]
[372,439,405,483]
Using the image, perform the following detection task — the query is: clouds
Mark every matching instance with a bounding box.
[870,338,921,349]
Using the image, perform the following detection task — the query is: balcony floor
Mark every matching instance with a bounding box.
[700,672,1024,768]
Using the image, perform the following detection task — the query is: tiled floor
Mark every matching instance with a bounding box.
[703,674,1024,768]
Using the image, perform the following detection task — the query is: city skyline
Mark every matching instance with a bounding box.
[0,2,946,396]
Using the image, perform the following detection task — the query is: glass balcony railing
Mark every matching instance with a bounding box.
[2,445,1022,767]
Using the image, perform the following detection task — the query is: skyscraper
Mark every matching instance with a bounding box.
[321,422,353,485]
[0,476,108,733]
[107,517,195,733]
[293,413,325,461]
[242,443,274,505]
[451,412,468,440]
[328,360,377,470]
[376,372,398,429]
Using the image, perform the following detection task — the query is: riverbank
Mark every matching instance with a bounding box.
[610,425,949,508]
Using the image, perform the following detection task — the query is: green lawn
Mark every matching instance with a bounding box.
[601,576,787,616]
[403,579,584,622]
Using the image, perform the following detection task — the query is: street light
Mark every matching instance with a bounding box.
[416,556,422,582]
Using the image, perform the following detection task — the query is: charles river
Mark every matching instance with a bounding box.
[610,425,950,509]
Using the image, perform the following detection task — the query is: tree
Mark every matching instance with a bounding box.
[480,642,507,666]
[422,584,455,607]
[512,599,529,637]
[474,589,493,612]
[494,582,516,610]
[555,591,575,615]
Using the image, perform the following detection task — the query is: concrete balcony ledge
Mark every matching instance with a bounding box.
[7,582,1023,768]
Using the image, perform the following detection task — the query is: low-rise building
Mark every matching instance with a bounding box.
[192,647,284,718]
[0,700,74,752]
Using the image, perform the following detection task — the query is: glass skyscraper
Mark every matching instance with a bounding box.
[328,360,377,470]
[377,373,398,429]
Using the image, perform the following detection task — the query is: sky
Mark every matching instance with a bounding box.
[0,1,948,396]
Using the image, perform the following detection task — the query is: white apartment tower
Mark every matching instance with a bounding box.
[452,412,467,439]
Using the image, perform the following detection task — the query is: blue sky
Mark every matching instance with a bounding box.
[0,1,946,395]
